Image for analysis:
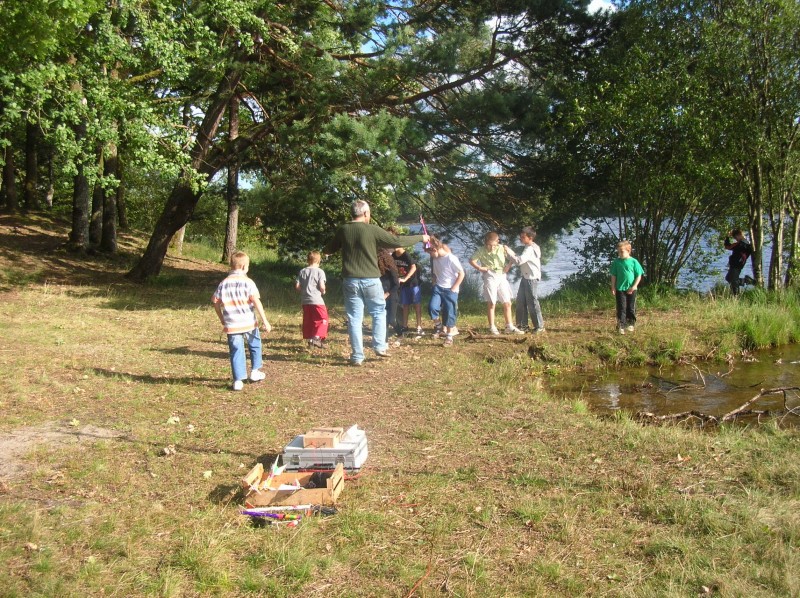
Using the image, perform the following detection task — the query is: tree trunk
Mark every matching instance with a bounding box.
[750,206,764,287]
[767,204,784,291]
[784,210,800,288]
[745,165,764,287]
[117,154,128,229]
[69,120,90,250]
[68,57,90,247]
[127,69,243,281]
[222,175,240,264]
[100,141,118,253]
[222,96,240,264]
[2,144,18,213]
[126,184,200,279]
[45,151,54,208]
[171,225,186,256]
[24,121,40,211]
[90,148,103,246]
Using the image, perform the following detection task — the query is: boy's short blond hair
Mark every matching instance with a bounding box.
[484,231,499,244]
[230,251,250,270]
[617,240,632,252]
[307,250,321,265]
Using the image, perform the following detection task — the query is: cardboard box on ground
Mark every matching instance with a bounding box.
[242,463,344,508]
[240,425,368,510]
[302,427,344,448]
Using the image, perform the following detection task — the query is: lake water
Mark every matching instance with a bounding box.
[545,344,800,424]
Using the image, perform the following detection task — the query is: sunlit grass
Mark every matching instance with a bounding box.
[0,221,797,597]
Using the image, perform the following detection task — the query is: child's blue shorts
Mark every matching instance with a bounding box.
[400,285,421,305]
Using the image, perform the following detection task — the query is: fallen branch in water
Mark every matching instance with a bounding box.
[666,363,707,394]
[716,363,735,379]
[635,410,719,425]
[636,386,800,426]
[720,386,800,421]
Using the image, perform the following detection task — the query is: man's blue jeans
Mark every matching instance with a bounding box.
[343,277,387,364]
[227,328,262,382]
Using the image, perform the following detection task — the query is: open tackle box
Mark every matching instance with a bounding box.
[282,424,368,472]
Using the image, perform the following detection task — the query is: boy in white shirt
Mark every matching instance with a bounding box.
[427,237,465,346]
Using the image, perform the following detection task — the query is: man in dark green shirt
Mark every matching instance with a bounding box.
[324,200,428,365]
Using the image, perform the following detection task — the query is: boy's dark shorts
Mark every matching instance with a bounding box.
[400,285,421,305]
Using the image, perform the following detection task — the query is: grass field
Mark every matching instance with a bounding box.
[0,215,797,597]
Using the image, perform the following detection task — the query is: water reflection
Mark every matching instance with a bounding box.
[546,345,800,423]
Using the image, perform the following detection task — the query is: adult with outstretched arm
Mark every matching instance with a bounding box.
[324,200,429,366]
[504,226,545,333]
[724,229,753,296]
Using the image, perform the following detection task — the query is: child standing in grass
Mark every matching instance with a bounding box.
[610,240,644,335]
[392,244,424,335]
[213,251,272,391]
[295,250,328,348]
[505,226,545,333]
[469,231,523,335]
[378,248,401,337]
[428,237,465,346]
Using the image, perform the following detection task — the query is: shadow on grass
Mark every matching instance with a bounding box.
[208,484,246,506]
[206,452,281,506]
[95,282,219,311]
[92,367,221,386]
[155,342,352,365]
[157,345,230,360]
[262,350,354,366]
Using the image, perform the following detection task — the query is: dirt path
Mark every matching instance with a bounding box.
[0,424,124,480]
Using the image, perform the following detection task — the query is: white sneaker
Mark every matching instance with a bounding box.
[416,326,424,336]
[449,327,459,336]
[489,327,500,335]
[626,325,635,333]
[232,380,244,391]
[618,327,625,335]
[505,326,524,335]
[249,369,266,382]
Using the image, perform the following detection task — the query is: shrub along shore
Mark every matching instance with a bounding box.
[0,217,797,596]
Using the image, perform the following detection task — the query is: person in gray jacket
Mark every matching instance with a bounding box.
[504,226,545,333]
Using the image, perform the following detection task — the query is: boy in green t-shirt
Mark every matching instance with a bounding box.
[610,240,644,335]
